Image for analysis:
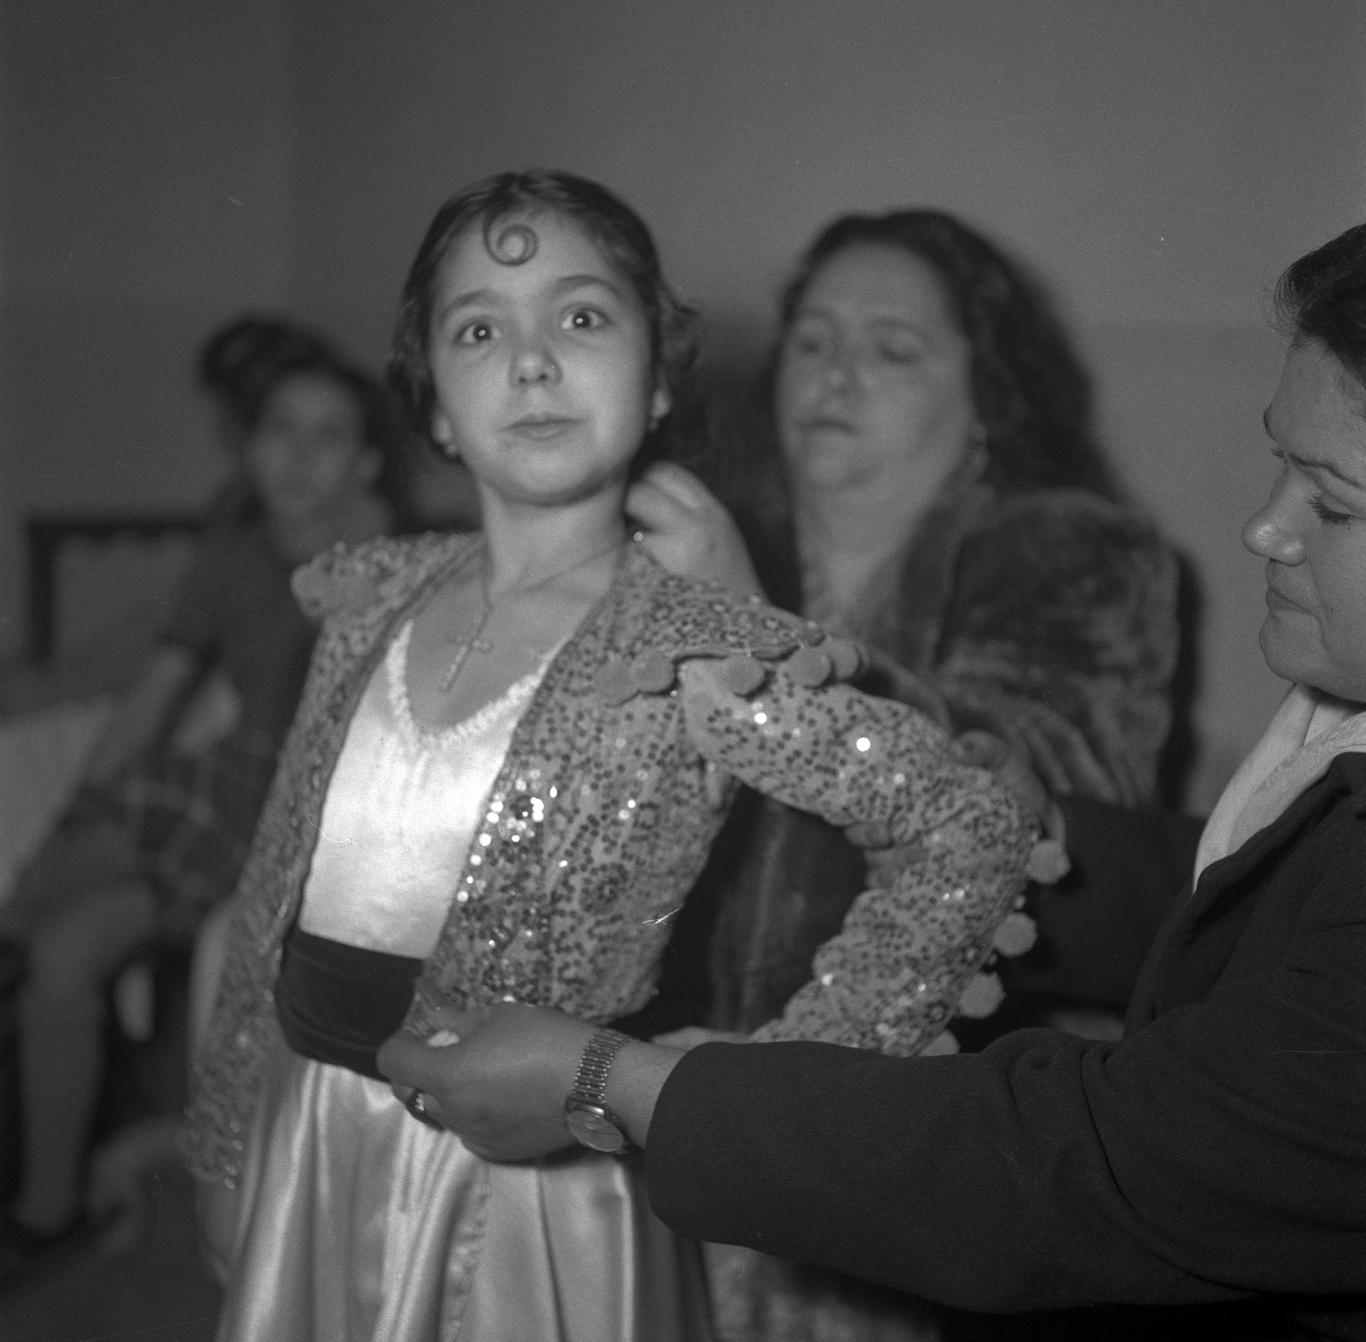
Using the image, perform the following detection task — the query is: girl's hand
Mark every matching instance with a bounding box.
[626,463,766,599]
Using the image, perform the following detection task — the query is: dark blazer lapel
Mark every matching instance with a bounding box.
[1126,771,1339,1026]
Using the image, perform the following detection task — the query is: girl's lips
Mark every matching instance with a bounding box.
[508,416,577,440]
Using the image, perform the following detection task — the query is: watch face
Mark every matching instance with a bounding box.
[565,1103,630,1154]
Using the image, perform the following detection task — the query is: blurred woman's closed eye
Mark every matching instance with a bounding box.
[875,341,921,367]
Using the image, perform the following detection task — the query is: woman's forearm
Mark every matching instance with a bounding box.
[605,1038,685,1146]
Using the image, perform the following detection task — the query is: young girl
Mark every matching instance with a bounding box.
[186,171,1042,1342]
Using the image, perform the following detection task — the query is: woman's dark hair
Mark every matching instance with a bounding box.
[776,209,1116,497]
[244,351,394,456]
[388,169,706,473]
[1276,221,1366,394]
[196,315,339,436]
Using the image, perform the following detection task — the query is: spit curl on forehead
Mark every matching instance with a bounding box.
[480,213,541,267]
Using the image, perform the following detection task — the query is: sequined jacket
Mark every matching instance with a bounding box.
[184,533,1036,1185]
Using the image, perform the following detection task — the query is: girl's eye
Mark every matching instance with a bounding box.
[455,321,495,345]
[1310,495,1353,526]
[565,307,607,331]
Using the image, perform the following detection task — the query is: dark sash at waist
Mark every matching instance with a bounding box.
[275,926,423,1081]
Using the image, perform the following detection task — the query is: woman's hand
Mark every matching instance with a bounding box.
[377,1003,596,1162]
[626,463,766,599]
[378,1002,687,1161]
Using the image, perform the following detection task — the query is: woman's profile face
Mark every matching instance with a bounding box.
[1244,339,1366,702]
[774,243,975,503]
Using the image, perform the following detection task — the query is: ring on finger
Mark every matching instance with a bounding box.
[404,1088,446,1131]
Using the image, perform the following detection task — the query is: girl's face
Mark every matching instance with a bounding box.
[426,212,669,512]
[244,372,379,526]
[775,243,975,504]
[1244,339,1366,702]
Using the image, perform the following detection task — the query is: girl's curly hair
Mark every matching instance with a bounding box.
[389,169,706,475]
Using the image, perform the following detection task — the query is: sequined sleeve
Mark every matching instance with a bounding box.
[677,656,1038,1054]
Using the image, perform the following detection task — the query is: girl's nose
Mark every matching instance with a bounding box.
[1243,494,1305,564]
[512,338,560,386]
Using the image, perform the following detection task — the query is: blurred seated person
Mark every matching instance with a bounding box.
[0,319,404,1279]
[0,315,340,715]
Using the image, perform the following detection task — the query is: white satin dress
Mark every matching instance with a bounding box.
[216,620,713,1341]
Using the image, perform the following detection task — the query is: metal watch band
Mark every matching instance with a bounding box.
[568,1027,632,1108]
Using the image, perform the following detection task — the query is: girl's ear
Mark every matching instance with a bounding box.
[649,382,672,429]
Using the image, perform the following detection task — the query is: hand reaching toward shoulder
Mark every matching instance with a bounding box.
[626,463,766,599]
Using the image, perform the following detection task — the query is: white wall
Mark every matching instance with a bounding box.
[4,0,1365,808]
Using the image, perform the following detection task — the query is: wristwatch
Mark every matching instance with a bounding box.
[564,1027,637,1155]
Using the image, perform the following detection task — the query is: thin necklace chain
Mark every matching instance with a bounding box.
[439,535,624,693]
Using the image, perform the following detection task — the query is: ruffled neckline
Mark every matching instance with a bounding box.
[386,619,548,752]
